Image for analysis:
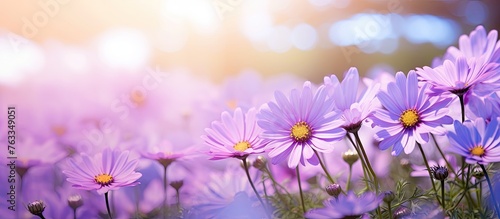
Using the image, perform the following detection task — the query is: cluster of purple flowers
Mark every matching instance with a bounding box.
[2,25,500,219]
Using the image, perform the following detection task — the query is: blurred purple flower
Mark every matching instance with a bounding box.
[467,93,500,122]
[305,191,382,219]
[371,71,453,156]
[447,25,500,64]
[63,148,142,195]
[202,107,266,160]
[447,118,500,164]
[324,67,380,133]
[257,82,346,168]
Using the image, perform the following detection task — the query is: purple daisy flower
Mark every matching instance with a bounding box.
[257,81,346,168]
[447,25,500,64]
[371,71,453,156]
[447,118,500,165]
[416,56,500,98]
[324,67,380,133]
[63,148,142,195]
[202,107,266,160]
[305,191,382,219]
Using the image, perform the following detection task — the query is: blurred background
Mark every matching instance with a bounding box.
[0,0,499,84]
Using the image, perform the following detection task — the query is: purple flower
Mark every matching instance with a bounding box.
[202,107,266,160]
[467,94,500,122]
[447,118,500,164]
[324,67,380,132]
[371,71,453,156]
[63,148,142,195]
[305,192,382,219]
[447,25,500,64]
[416,56,500,98]
[257,82,346,168]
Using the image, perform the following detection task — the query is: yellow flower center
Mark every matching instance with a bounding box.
[470,145,485,156]
[95,173,114,186]
[291,121,312,142]
[226,99,238,110]
[233,141,251,152]
[400,109,419,127]
[130,90,146,106]
[52,125,67,136]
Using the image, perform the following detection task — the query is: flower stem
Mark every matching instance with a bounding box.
[73,208,77,219]
[313,149,335,184]
[416,142,440,205]
[346,164,353,191]
[479,164,500,218]
[431,134,457,176]
[387,202,392,219]
[354,132,379,191]
[163,165,168,219]
[458,94,465,123]
[105,192,113,219]
[243,157,270,219]
[441,180,445,209]
[296,166,306,214]
[346,134,372,188]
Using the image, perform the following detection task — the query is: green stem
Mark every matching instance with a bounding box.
[313,149,335,184]
[441,180,445,209]
[105,192,113,219]
[243,157,270,219]
[387,202,392,219]
[346,134,372,188]
[479,164,500,218]
[354,132,379,191]
[431,133,457,176]
[296,166,306,214]
[416,142,440,205]
[346,164,353,191]
[175,188,181,212]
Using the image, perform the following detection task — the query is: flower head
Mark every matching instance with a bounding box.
[447,25,500,64]
[257,82,346,168]
[447,118,500,164]
[63,148,142,195]
[372,71,453,156]
[202,107,266,160]
[324,67,380,133]
[430,165,449,181]
[305,192,382,219]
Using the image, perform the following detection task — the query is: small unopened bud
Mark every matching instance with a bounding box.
[27,200,46,218]
[252,156,267,170]
[325,184,342,198]
[393,205,411,219]
[67,195,83,210]
[383,191,395,203]
[430,165,449,181]
[342,150,359,166]
[170,180,184,191]
[400,158,410,169]
[473,166,484,179]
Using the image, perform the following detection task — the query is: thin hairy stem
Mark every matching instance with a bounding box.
[243,157,270,219]
[105,192,113,219]
[416,142,440,205]
[296,166,306,214]
[479,164,500,218]
[313,149,335,184]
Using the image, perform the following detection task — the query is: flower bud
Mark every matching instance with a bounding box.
[430,165,449,181]
[67,195,83,210]
[473,166,484,179]
[342,150,359,166]
[325,184,342,198]
[27,200,46,217]
[252,156,267,170]
[383,191,395,203]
